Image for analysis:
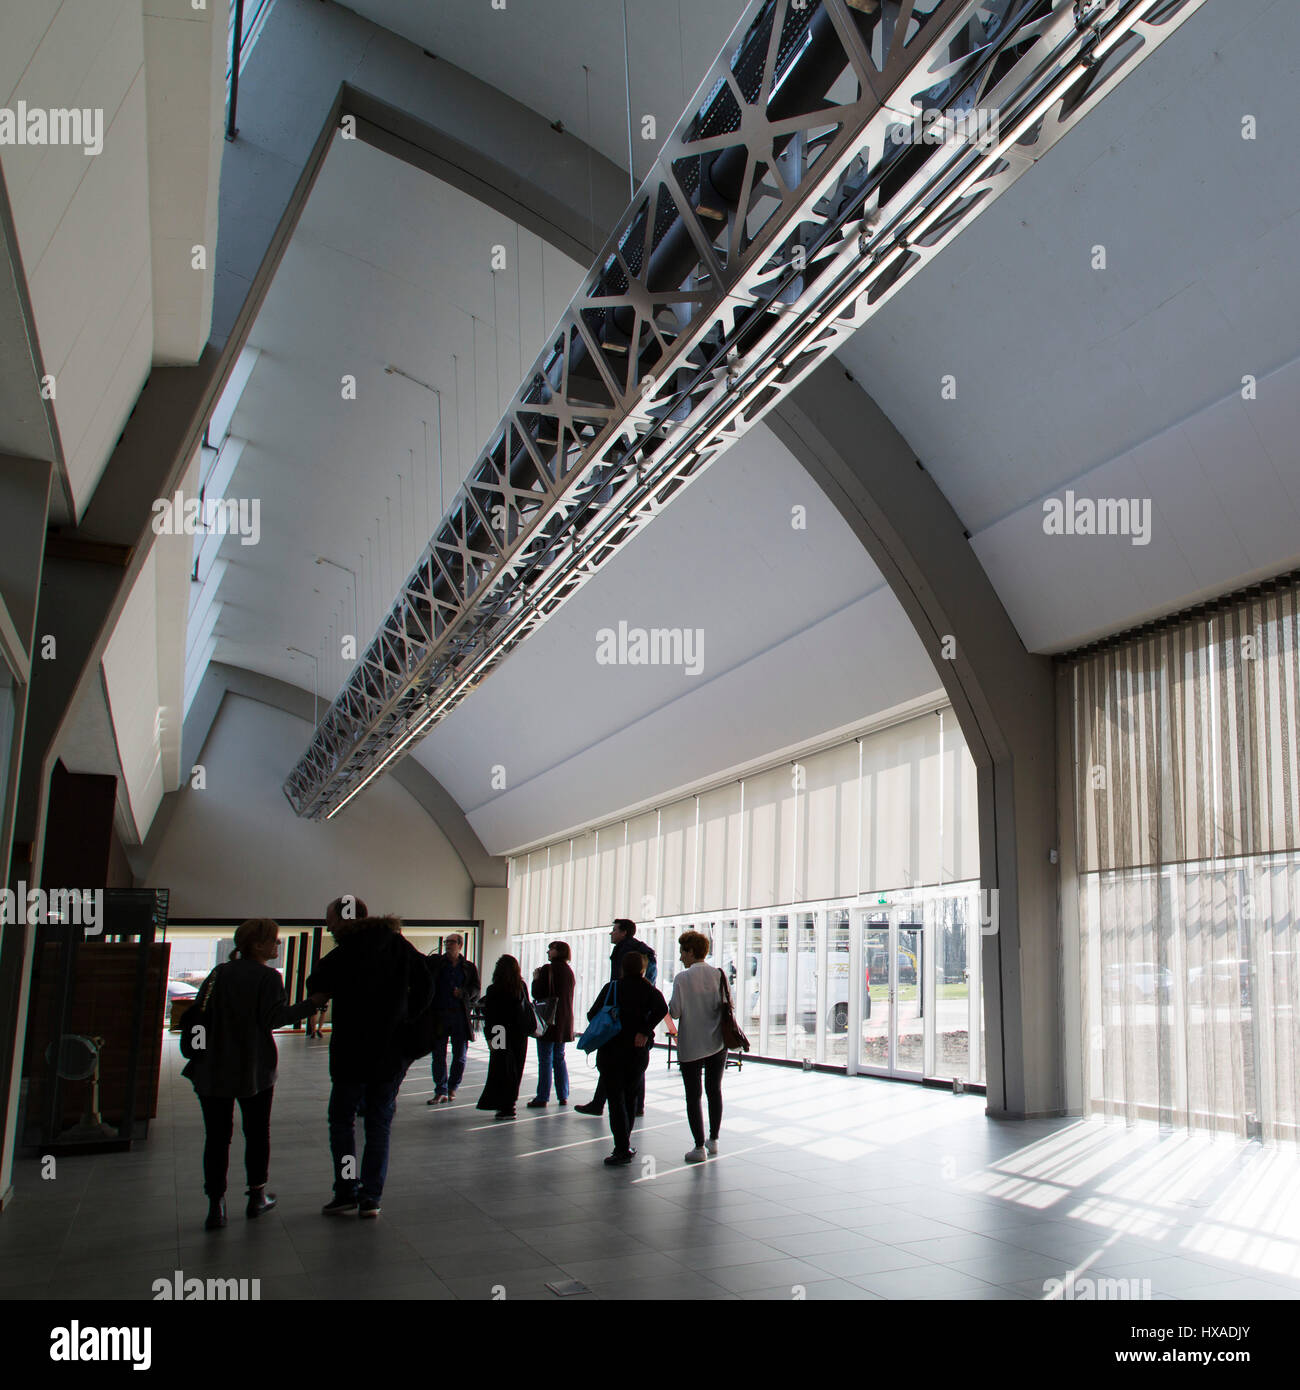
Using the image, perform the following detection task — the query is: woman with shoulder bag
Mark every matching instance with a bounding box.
[667,929,730,1164]
[527,941,575,1108]
[182,918,317,1230]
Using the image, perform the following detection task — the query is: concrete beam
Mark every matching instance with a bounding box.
[769,363,1061,1119]
[131,662,505,890]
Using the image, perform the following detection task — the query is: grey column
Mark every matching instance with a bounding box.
[769,363,1061,1119]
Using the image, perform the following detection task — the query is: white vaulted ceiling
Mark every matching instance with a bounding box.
[339,0,750,178]
[182,0,1299,850]
[835,0,1300,652]
[211,134,588,696]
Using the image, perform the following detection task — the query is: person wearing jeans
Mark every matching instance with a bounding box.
[528,941,575,1107]
[307,905,433,1217]
[668,929,728,1163]
[425,935,480,1103]
[326,1072,404,1205]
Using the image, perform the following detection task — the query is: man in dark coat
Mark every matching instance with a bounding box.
[307,907,432,1217]
[424,932,481,1103]
[575,919,657,1117]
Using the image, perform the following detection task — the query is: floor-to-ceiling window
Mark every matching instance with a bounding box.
[508,704,985,1085]
[1068,577,1300,1141]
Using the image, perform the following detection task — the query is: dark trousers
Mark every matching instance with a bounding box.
[328,1071,404,1201]
[601,1046,650,1155]
[198,1088,274,1197]
[430,1022,469,1093]
[681,1047,726,1146]
[588,1062,645,1114]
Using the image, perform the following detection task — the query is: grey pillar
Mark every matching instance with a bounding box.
[769,363,1061,1118]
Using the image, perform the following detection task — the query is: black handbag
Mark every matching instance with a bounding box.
[531,965,559,1029]
[719,969,751,1053]
[179,967,220,1061]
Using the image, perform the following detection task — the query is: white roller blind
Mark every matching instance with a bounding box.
[698,783,742,913]
[569,835,597,932]
[506,857,521,936]
[520,851,545,934]
[595,827,622,924]
[741,763,797,910]
[545,845,566,934]
[861,713,940,894]
[659,798,695,918]
[943,719,981,882]
[626,811,659,922]
[800,741,860,901]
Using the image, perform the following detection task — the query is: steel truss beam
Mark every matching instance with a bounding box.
[286,0,1208,820]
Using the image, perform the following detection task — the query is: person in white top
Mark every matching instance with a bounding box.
[668,930,728,1163]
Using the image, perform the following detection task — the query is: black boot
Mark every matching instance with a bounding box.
[245,1187,277,1218]
[204,1197,227,1230]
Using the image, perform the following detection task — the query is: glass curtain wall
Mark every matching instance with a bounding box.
[509,706,985,1083]
[1069,578,1300,1142]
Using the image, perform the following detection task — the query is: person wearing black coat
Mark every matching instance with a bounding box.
[424,935,481,1104]
[476,955,532,1119]
[306,912,433,1217]
[527,941,576,1108]
[183,918,317,1231]
[590,950,669,1165]
[574,919,657,1118]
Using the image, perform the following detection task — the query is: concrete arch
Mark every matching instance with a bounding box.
[132,662,504,891]
[769,365,1060,1120]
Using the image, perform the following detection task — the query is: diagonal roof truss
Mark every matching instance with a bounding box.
[285,0,1208,820]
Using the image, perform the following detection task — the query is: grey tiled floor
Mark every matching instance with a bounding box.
[3,1035,1300,1301]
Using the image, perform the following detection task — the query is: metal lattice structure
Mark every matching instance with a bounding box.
[285,0,1208,820]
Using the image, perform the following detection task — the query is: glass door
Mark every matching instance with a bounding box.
[895,917,924,1075]
[859,912,889,1073]
[855,909,924,1077]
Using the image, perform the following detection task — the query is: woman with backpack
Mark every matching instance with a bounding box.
[588,950,668,1166]
[181,918,318,1230]
[527,941,575,1108]
[476,955,532,1119]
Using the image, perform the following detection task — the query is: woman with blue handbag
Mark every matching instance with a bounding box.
[584,951,668,1166]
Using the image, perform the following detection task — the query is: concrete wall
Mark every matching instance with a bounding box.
[142,693,473,921]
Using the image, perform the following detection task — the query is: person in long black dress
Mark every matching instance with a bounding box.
[476,955,531,1119]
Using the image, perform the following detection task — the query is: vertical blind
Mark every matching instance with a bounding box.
[1070,579,1300,1141]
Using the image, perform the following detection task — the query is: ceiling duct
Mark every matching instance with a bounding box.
[285,0,1208,820]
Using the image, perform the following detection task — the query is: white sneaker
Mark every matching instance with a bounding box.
[684,1146,708,1163]
[706,1138,718,1155]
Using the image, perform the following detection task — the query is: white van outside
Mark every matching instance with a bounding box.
[723,948,869,1033]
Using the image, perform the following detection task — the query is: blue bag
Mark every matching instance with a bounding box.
[577,982,620,1053]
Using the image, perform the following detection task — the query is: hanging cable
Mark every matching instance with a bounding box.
[622,0,636,199]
